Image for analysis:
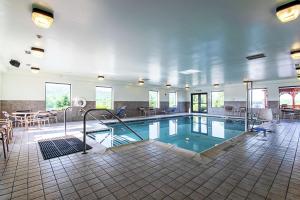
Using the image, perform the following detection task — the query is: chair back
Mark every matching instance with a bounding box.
[116,106,127,117]
[258,109,273,121]
[225,106,234,111]
[239,107,246,112]
[2,111,10,119]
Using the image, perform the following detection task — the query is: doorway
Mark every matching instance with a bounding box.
[191,93,208,113]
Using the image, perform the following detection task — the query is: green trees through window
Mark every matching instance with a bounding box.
[169,92,177,108]
[45,83,71,110]
[211,91,224,108]
[96,87,113,109]
[149,91,159,108]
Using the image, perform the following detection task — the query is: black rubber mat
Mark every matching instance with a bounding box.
[38,137,92,160]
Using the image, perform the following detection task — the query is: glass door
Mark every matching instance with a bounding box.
[191,93,208,113]
[200,93,208,113]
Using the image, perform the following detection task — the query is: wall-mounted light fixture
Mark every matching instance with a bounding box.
[291,49,300,60]
[98,75,104,80]
[31,47,44,58]
[185,84,190,90]
[138,80,144,86]
[32,8,54,29]
[276,0,300,23]
[166,84,171,88]
[31,67,40,74]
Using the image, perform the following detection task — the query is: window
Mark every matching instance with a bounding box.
[279,87,300,109]
[169,92,177,108]
[211,91,224,108]
[96,87,113,109]
[45,82,71,111]
[149,91,159,108]
[250,89,267,109]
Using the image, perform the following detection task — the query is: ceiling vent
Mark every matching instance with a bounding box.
[246,53,266,60]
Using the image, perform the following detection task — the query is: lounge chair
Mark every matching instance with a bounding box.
[115,106,127,118]
[250,108,276,136]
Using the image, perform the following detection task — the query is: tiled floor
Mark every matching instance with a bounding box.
[1,121,300,200]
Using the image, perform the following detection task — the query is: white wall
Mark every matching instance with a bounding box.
[1,71,188,102]
[189,79,300,102]
[0,72,2,100]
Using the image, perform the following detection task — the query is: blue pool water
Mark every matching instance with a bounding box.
[88,115,245,153]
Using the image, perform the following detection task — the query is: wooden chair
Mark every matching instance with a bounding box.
[0,120,13,141]
[225,106,234,116]
[2,111,25,127]
[0,126,9,159]
[27,112,41,129]
[48,110,58,123]
[37,111,50,126]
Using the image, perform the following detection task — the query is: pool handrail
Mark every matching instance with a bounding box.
[82,108,143,154]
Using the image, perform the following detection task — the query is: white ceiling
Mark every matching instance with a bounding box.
[0,0,300,87]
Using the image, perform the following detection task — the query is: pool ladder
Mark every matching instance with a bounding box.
[64,107,143,153]
[82,109,143,153]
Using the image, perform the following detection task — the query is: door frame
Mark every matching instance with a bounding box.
[191,93,208,113]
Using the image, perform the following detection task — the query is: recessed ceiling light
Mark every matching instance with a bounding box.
[31,47,44,58]
[32,8,54,29]
[98,75,104,80]
[166,84,171,88]
[138,80,144,86]
[31,67,40,74]
[276,0,300,23]
[291,49,300,60]
[179,69,201,75]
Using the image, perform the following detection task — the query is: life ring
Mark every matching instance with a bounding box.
[73,97,87,108]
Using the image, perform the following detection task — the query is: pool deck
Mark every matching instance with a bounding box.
[1,116,300,200]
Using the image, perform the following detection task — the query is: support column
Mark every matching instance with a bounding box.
[245,82,249,131]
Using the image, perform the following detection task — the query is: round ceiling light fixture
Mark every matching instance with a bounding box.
[276,0,300,23]
[138,80,144,86]
[98,75,104,80]
[291,49,300,60]
[31,47,44,58]
[32,8,54,29]
[31,67,40,74]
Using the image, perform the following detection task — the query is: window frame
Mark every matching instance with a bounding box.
[168,92,177,108]
[250,88,268,109]
[95,86,114,110]
[149,90,160,108]
[211,91,224,108]
[45,82,72,111]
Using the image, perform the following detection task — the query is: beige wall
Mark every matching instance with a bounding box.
[189,79,300,102]
[1,71,188,103]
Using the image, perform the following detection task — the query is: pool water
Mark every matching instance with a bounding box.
[88,115,245,153]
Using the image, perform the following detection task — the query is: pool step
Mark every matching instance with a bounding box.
[113,135,131,146]
[87,131,132,147]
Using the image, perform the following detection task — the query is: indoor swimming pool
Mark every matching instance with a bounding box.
[88,115,245,153]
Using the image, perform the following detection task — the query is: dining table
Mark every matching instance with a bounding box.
[11,112,37,130]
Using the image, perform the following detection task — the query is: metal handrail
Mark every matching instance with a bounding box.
[64,106,109,135]
[82,108,143,154]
